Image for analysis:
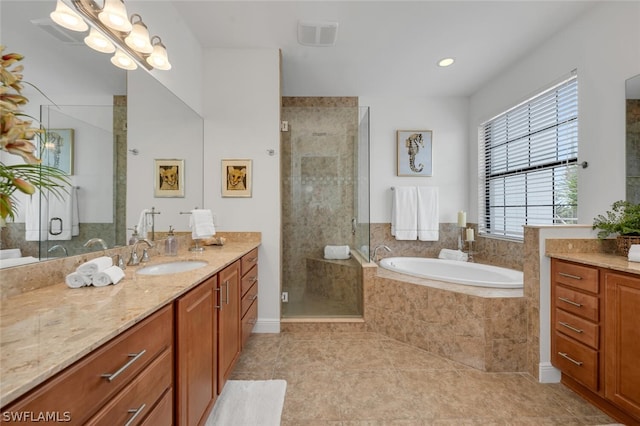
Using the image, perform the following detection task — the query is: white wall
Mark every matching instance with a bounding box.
[469,1,640,225]
[203,49,282,332]
[360,96,469,224]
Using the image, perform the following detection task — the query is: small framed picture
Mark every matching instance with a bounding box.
[43,128,74,175]
[397,130,433,177]
[222,159,252,197]
[154,159,185,197]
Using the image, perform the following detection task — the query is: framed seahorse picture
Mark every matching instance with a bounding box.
[397,130,433,176]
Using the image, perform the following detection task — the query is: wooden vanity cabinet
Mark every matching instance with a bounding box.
[551,258,640,424]
[1,305,173,425]
[175,275,218,426]
[217,260,241,393]
[240,248,259,348]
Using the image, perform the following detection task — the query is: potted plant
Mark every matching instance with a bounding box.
[592,200,640,255]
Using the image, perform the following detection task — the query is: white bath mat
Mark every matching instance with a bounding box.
[205,380,287,426]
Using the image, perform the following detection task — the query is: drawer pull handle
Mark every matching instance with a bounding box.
[247,257,257,262]
[101,350,146,382]
[215,287,222,310]
[559,272,582,280]
[558,351,583,366]
[559,321,583,334]
[124,403,146,426]
[558,297,582,307]
[224,280,230,305]
[250,276,257,283]
[249,295,258,301]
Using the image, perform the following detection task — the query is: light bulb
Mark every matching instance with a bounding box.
[146,37,171,70]
[99,0,132,33]
[111,49,137,70]
[84,28,115,54]
[50,0,88,32]
[125,15,153,54]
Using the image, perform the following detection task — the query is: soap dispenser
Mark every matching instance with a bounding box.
[129,226,140,245]
[165,226,178,256]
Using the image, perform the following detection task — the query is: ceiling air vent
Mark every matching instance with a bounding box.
[31,17,85,45]
[297,21,339,47]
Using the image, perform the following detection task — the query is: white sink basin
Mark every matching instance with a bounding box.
[136,260,208,275]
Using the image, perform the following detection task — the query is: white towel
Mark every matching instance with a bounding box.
[324,245,350,260]
[24,192,49,241]
[416,186,439,241]
[136,209,152,239]
[76,256,112,277]
[93,265,125,287]
[391,187,418,240]
[628,244,640,262]
[189,209,216,239]
[438,248,468,262]
[65,272,91,288]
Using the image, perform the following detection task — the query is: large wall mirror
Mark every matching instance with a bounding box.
[627,74,640,203]
[0,0,203,268]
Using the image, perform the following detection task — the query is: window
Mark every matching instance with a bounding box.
[478,72,578,240]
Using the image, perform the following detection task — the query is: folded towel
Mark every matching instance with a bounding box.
[629,244,640,262]
[65,272,91,288]
[438,248,468,262]
[189,209,216,239]
[93,265,125,287]
[324,245,350,260]
[416,186,439,241]
[391,187,418,240]
[76,256,113,277]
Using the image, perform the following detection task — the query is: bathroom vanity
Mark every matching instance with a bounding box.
[0,235,260,425]
[549,253,640,425]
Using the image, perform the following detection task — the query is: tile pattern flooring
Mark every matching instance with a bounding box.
[230,331,618,425]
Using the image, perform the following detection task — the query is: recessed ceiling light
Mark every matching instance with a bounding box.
[438,57,455,67]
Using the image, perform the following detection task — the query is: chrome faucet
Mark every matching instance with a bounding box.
[84,238,108,250]
[373,244,392,262]
[128,239,154,266]
[47,244,68,257]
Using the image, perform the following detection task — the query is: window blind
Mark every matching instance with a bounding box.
[478,72,578,240]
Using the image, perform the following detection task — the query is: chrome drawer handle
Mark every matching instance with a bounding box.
[247,257,257,262]
[224,280,230,305]
[558,297,582,307]
[559,272,582,280]
[124,403,146,426]
[215,287,222,310]
[249,295,258,301]
[559,321,583,334]
[558,352,583,366]
[249,276,257,284]
[101,350,146,382]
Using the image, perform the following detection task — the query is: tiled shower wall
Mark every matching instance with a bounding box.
[627,99,640,202]
[281,97,360,304]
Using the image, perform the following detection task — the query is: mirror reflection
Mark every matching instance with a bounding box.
[0,0,204,268]
[627,74,640,204]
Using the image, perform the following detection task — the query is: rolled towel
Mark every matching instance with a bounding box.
[438,248,468,262]
[76,256,113,277]
[324,245,350,260]
[629,244,640,262]
[65,272,91,289]
[93,265,126,287]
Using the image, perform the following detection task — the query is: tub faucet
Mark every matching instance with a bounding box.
[373,244,392,262]
[128,239,154,266]
[47,244,68,257]
[84,238,108,250]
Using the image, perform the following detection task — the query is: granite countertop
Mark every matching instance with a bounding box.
[547,251,640,276]
[0,240,260,408]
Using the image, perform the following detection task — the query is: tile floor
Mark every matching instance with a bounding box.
[230,331,619,425]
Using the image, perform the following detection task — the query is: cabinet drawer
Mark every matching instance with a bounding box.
[553,332,599,391]
[140,388,173,426]
[555,285,599,321]
[4,305,173,424]
[242,298,258,347]
[241,248,258,276]
[241,265,258,296]
[86,348,173,426]
[553,260,599,293]
[555,309,599,349]
[241,282,258,317]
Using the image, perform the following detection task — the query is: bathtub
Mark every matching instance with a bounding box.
[378,257,523,289]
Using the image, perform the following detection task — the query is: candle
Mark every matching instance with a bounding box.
[466,228,475,242]
[457,211,466,227]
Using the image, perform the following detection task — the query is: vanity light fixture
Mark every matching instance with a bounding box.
[50,0,171,71]
[50,0,88,32]
[438,57,455,67]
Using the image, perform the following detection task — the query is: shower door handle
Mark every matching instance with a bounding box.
[351,218,357,235]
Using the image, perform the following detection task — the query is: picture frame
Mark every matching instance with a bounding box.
[43,128,74,175]
[222,159,252,197]
[154,159,185,198]
[396,130,433,177]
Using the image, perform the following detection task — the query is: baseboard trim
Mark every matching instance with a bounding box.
[539,362,561,383]
[253,318,280,333]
